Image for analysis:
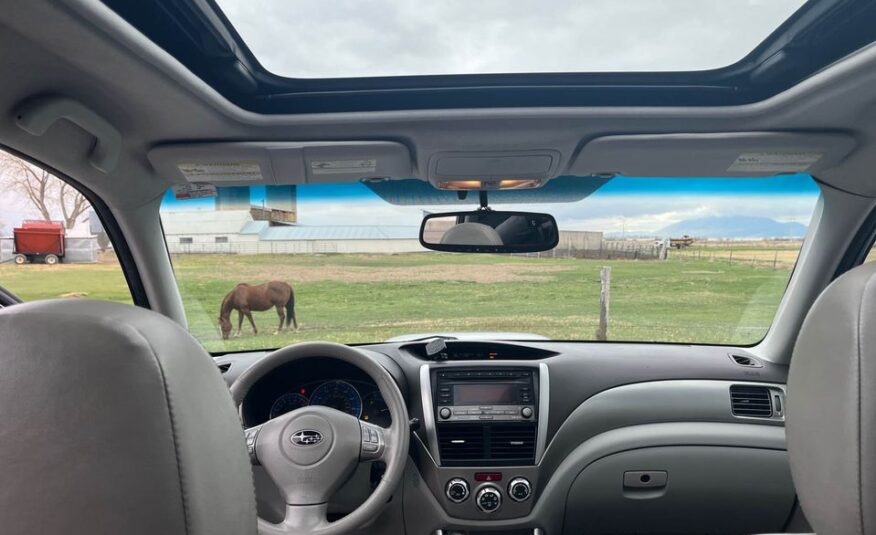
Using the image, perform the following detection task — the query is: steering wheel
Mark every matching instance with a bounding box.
[230,342,410,535]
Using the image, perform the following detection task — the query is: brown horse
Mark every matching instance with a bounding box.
[218,281,297,339]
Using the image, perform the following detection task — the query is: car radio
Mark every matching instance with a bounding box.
[434,369,536,422]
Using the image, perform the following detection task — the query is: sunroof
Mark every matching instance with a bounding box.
[215,0,806,79]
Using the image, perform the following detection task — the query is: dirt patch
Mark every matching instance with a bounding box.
[189,262,574,284]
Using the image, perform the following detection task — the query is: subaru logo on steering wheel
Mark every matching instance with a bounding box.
[290,429,323,446]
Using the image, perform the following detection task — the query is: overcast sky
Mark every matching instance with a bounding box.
[216,0,805,78]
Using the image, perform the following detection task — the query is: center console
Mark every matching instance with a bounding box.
[417,362,548,522]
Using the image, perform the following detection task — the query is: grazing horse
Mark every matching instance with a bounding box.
[218,281,297,339]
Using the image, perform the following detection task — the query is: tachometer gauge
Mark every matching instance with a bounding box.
[361,391,391,428]
[309,380,362,418]
[269,392,309,419]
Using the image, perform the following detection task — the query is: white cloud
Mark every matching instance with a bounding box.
[216,0,804,78]
[296,192,819,235]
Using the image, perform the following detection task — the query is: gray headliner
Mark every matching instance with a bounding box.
[2,0,876,362]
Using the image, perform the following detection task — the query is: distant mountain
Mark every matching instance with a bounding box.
[658,216,807,239]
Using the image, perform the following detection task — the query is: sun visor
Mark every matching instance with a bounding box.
[365,176,610,206]
[148,141,414,186]
[569,132,857,178]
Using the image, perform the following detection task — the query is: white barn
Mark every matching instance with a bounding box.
[161,210,424,254]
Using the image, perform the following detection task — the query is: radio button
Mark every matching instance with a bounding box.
[439,407,452,419]
[521,407,534,418]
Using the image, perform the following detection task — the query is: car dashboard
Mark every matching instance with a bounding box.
[221,340,800,535]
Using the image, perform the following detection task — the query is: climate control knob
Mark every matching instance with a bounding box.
[476,486,502,513]
[439,407,452,419]
[508,477,532,502]
[445,478,469,503]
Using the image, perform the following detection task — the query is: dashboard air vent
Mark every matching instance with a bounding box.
[730,385,773,418]
[438,424,485,463]
[217,362,231,374]
[488,424,537,463]
[437,422,537,466]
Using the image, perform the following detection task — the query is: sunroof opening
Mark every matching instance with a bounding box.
[215,0,807,79]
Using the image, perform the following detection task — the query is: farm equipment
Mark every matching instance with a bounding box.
[12,220,65,265]
[669,235,695,249]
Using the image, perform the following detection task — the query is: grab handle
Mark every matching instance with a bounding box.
[15,96,121,173]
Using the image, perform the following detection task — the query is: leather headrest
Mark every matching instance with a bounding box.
[0,300,255,535]
[788,262,876,535]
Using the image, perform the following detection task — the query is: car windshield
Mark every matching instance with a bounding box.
[160,174,819,352]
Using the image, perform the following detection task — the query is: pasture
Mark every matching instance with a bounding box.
[0,249,799,352]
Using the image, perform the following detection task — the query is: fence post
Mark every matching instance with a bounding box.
[773,250,778,270]
[728,249,733,265]
[596,266,611,341]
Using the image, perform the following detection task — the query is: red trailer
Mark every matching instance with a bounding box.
[13,220,65,265]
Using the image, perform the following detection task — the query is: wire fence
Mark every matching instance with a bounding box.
[669,246,800,270]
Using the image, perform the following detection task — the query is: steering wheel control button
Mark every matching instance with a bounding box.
[445,478,470,503]
[360,422,385,461]
[508,477,532,502]
[521,406,534,418]
[476,486,502,513]
[244,427,260,464]
[439,407,452,419]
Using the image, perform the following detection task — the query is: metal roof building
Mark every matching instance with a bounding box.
[160,210,603,256]
[162,210,423,254]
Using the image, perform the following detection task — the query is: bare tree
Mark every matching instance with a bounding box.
[0,152,89,229]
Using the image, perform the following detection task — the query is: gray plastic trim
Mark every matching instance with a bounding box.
[535,362,549,463]
[404,422,787,534]
[539,379,786,476]
[419,364,441,463]
[15,96,121,172]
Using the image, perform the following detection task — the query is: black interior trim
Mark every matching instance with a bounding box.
[0,144,150,309]
[0,283,23,307]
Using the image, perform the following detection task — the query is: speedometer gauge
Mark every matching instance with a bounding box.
[309,380,362,418]
[269,392,309,419]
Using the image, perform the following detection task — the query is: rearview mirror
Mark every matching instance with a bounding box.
[420,211,559,253]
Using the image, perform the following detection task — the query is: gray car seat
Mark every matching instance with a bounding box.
[0,299,256,534]
[784,261,876,535]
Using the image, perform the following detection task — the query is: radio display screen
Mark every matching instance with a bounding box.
[453,383,516,405]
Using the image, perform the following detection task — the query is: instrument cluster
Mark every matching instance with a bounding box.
[267,379,391,428]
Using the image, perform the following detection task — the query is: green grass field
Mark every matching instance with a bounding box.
[0,252,795,352]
